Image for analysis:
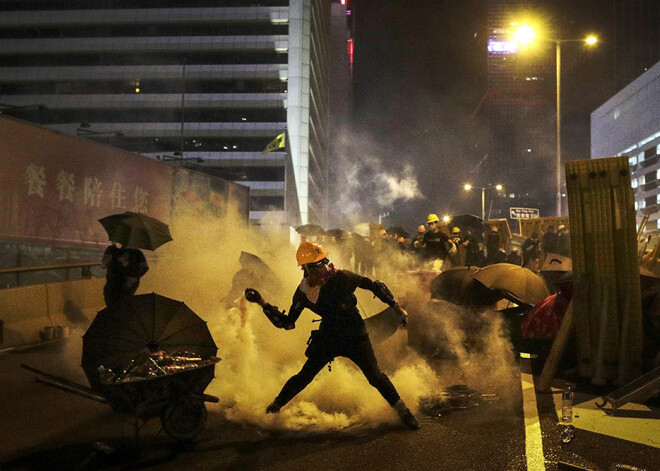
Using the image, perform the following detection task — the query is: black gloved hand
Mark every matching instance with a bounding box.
[245,288,264,305]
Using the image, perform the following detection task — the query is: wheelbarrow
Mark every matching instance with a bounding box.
[22,359,220,440]
[23,293,222,441]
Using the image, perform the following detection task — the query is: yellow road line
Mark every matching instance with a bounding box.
[520,358,547,471]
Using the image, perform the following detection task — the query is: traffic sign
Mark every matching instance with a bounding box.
[509,207,540,219]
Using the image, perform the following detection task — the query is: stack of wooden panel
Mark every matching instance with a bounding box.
[566,156,642,384]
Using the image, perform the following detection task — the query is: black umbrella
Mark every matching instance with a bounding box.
[99,211,172,251]
[386,226,410,238]
[326,228,347,240]
[449,214,486,240]
[296,224,325,235]
[364,307,402,343]
[429,267,502,306]
[82,293,217,391]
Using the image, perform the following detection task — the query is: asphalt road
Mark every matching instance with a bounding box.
[1,341,659,470]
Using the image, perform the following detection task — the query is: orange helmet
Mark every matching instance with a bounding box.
[296,241,330,266]
[417,225,425,233]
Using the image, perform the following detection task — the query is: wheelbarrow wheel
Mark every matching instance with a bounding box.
[160,397,207,440]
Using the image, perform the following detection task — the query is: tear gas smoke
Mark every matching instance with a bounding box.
[330,130,423,226]
[60,204,520,433]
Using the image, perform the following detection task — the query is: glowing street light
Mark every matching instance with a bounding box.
[442,215,451,223]
[512,24,599,216]
[514,25,536,45]
[463,184,504,221]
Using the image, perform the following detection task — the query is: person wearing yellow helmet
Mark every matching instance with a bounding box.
[422,213,451,269]
[246,240,419,430]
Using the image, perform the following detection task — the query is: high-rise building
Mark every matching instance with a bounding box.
[0,0,352,227]
[476,0,557,219]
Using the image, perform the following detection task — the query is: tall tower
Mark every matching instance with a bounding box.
[0,0,352,227]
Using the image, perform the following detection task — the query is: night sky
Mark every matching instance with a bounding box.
[347,0,660,233]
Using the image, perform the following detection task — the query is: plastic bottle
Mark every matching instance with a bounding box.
[562,383,574,423]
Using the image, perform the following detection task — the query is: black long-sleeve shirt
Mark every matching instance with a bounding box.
[286,270,396,337]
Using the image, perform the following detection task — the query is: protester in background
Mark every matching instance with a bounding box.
[253,241,420,430]
[411,225,426,255]
[506,249,523,266]
[557,224,571,257]
[422,214,451,270]
[522,232,540,271]
[463,229,482,267]
[542,225,559,256]
[101,241,149,307]
[449,226,464,267]
[486,227,501,265]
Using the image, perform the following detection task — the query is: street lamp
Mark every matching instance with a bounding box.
[513,25,598,216]
[463,183,504,221]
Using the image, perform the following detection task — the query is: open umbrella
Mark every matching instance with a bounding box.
[364,307,402,343]
[296,224,325,236]
[429,267,502,306]
[326,228,347,240]
[450,214,486,240]
[99,211,172,251]
[82,293,217,391]
[472,263,549,307]
[386,226,410,238]
[540,253,572,273]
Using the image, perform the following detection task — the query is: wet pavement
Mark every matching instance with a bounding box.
[1,341,659,470]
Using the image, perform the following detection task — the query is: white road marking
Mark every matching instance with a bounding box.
[520,357,547,470]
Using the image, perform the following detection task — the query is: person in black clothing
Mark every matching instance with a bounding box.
[101,242,149,307]
[556,224,571,257]
[463,229,482,267]
[486,227,501,265]
[422,214,451,269]
[522,232,540,270]
[505,249,522,266]
[542,226,559,255]
[247,241,420,430]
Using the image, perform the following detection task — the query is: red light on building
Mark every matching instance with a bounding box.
[347,38,354,72]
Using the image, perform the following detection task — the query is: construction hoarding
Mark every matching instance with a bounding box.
[566,156,642,383]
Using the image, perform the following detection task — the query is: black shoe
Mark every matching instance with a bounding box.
[266,401,281,414]
[399,409,420,430]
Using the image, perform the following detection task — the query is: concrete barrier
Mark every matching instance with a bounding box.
[0,278,104,349]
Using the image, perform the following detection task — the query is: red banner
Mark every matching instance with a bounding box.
[0,116,249,248]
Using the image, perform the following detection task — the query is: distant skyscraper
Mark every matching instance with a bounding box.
[0,0,352,227]
[477,0,556,218]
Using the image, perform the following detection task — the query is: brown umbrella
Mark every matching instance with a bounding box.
[472,263,549,307]
[364,307,402,343]
[540,253,572,273]
[429,267,502,306]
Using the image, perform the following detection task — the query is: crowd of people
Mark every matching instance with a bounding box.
[314,215,572,276]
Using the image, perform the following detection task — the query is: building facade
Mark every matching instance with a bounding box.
[0,0,352,226]
[591,60,660,230]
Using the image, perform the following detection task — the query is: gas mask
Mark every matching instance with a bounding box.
[303,257,336,286]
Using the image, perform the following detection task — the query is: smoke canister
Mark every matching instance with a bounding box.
[562,383,574,423]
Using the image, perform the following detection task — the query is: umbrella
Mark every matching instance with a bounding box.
[429,267,502,306]
[364,307,402,343]
[450,214,486,240]
[386,226,410,238]
[540,253,572,273]
[472,263,550,307]
[326,228,347,240]
[296,224,325,236]
[82,293,217,391]
[99,211,172,251]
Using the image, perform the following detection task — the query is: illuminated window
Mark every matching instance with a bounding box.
[640,174,646,185]
[629,156,638,166]
[639,199,647,209]
[635,201,639,210]
[632,179,638,189]
[656,194,660,205]
[639,151,646,162]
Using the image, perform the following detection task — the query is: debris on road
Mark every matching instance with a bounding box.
[419,384,499,417]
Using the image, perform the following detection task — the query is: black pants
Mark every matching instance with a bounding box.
[273,334,400,407]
